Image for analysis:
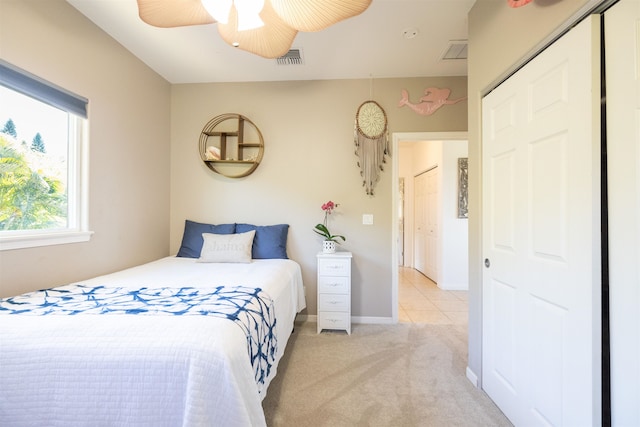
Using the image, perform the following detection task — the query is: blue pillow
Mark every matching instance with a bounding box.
[235,223,289,259]
[176,220,236,258]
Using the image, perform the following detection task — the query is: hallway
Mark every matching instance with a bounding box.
[398,267,468,325]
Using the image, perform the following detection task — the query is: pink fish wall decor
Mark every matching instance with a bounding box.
[398,88,467,116]
[508,0,533,7]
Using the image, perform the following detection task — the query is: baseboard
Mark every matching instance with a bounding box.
[295,314,316,323]
[466,366,479,388]
[437,283,469,291]
[352,316,395,324]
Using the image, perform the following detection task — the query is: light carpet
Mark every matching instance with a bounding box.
[262,321,512,427]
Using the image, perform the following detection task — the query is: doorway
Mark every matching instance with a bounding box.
[391,132,468,323]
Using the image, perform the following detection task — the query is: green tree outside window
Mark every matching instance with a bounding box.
[0,134,66,230]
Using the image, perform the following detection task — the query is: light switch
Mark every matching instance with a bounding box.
[362,214,374,225]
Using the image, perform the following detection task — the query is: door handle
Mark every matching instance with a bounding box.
[484,258,490,268]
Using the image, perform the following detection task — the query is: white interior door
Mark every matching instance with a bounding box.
[482,16,601,426]
[605,1,640,424]
[414,167,438,281]
[398,178,405,266]
[425,167,438,281]
[414,171,427,275]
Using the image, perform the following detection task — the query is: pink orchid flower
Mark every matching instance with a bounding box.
[322,201,336,213]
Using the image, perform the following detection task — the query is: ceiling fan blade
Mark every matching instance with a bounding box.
[137,0,215,28]
[269,0,372,32]
[218,2,297,58]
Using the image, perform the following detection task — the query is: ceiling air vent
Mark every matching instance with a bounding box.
[440,40,468,60]
[276,49,304,65]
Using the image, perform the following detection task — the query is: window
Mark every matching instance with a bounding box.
[0,60,91,250]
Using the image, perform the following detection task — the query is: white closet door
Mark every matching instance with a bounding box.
[414,167,438,281]
[424,167,438,281]
[605,1,640,425]
[414,171,427,275]
[482,16,601,426]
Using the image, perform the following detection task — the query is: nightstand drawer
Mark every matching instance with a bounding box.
[318,312,350,330]
[318,259,351,277]
[318,293,350,312]
[318,276,349,294]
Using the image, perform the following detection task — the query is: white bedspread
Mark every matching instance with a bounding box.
[0,257,306,427]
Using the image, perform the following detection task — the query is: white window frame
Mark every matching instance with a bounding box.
[0,61,92,250]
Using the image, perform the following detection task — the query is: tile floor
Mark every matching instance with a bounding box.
[398,267,468,325]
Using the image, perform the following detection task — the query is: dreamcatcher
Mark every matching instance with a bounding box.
[354,100,390,195]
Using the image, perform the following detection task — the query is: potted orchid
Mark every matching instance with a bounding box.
[314,201,345,253]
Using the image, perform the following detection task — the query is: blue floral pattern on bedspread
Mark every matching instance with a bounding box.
[0,285,277,395]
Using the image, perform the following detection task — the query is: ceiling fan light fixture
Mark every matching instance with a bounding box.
[136,0,215,28]
[235,0,265,31]
[137,0,372,57]
[201,0,232,24]
[218,1,297,58]
[269,0,372,32]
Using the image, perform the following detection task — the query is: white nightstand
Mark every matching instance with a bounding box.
[317,251,352,334]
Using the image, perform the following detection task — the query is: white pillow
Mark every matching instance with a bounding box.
[197,230,256,263]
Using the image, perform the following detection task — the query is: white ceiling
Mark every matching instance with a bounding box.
[65,0,475,84]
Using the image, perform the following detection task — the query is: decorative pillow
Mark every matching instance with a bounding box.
[235,223,289,259]
[197,230,256,263]
[176,220,236,258]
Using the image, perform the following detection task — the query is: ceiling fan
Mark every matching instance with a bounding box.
[136,0,372,58]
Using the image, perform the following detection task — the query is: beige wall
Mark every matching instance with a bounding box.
[0,0,171,297]
[467,0,602,384]
[170,77,467,318]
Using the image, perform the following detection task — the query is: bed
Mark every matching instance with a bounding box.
[0,221,306,427]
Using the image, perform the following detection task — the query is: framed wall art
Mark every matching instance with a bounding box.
[458,157,468,219]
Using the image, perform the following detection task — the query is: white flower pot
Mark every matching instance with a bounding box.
[322,240,336,254]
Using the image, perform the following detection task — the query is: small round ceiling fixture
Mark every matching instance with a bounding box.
[402,27,419,39]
